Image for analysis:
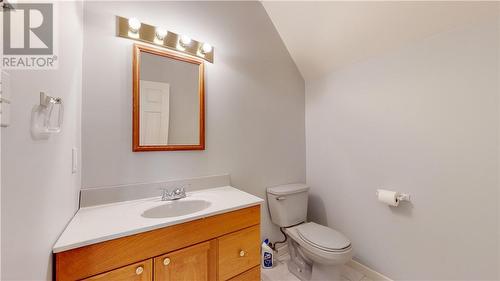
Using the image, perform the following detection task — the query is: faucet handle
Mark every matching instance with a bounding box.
[160,187,171,200]
[174,186,185,195]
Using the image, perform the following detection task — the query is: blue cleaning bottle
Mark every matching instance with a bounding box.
[261,239,274,269]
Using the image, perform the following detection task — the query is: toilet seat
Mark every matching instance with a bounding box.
[296,222,351,252]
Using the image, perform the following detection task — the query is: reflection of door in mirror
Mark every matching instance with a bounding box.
[140,81,170,145]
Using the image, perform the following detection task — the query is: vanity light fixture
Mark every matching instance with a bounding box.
[201,43,212,54]
[117,16,214,63]
[179,35,192,47]
[155,28,167,42]
[128,18,141,34]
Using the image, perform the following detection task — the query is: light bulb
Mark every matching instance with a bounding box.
[201,43,212,54]
[180,35,192,46]
[128,18,141,33]
[155,28,167,41]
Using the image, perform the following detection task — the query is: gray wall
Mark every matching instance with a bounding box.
[1,2,83,280]
[141,52,199,144]
[305,20,499,280]
[82,1,305,241]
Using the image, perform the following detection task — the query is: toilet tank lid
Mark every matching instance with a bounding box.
[267,183,309,196]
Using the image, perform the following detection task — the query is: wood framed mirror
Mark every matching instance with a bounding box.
[133,44,205,151]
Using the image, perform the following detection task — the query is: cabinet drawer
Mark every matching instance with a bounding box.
[228,266,260,281]
[80,260,152,281]
[218,225,260,280]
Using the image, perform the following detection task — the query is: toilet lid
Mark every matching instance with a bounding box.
[296,222,351,252]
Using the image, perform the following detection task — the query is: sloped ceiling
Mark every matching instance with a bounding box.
[262,1,500,80]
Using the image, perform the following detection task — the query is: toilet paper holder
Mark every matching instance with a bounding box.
[376,190,411,203]
[396,193,411,202]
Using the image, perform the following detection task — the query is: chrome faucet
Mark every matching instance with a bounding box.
[161,186,186,201]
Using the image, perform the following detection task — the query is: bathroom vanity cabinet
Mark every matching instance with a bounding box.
[54,205,261,281]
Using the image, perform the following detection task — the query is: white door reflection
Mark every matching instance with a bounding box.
[140,80,170,145]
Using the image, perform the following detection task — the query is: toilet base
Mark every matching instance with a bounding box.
[287,257,343,281]
[287,239,312,281]
[311,263,342,281]
[286,236,346,281]
[287,259,312,281]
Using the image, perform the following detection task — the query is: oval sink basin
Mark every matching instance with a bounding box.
[142,200,211,218]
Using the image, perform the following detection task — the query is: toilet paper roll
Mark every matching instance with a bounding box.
[377,189,400,207]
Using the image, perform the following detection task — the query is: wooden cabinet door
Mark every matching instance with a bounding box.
[80,260,152,281]
[154,240,216,281]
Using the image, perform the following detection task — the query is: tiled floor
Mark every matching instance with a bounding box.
[261,255,372,281]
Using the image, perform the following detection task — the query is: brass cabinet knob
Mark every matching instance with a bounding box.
[163,257,171,266]
[239,250,246,257]
[135,266,144,275]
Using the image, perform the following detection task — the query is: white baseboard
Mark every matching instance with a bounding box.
[347,259,393,281]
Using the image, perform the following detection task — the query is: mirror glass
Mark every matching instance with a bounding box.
[133,44,205,151]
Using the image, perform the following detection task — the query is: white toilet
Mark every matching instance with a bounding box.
[267,183,352,281]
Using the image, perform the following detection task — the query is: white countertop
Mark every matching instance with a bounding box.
[53,186,263,253]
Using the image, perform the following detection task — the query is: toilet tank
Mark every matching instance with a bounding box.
[267,183,309,227]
